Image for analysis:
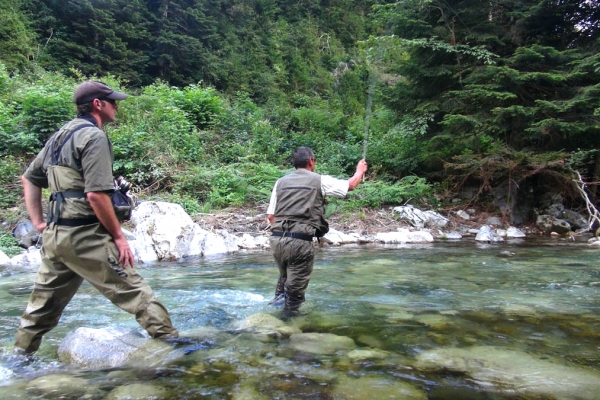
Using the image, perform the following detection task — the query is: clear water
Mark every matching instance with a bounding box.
[1,239,599,399]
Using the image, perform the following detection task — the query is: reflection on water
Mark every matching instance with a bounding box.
[0,240,599,399]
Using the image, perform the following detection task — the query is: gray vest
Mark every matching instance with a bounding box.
[273,169,329,237]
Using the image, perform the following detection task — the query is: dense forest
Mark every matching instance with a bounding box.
[0,0,599,252]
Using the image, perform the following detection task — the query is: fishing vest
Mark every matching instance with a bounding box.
[273,169,329,237]
[44,118,133,225]
[45,119,99,226]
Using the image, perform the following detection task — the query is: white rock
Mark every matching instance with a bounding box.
[9,249,41,272]
[475,225,504,242]
[0,250,11,265]
[392,205,449,229]
[455,210,470,220]
[130,202,238,262]
[376,231,434,243]
[322,228,359,245]
[506,226,526,238]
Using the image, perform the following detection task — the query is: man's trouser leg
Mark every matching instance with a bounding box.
[15,250,84,353]
[270,237,314,312]
[66,224,179,339]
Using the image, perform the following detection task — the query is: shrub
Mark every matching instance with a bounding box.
[0,231,22,258]
[340,176,433,210]
[174,162,285,209]
[0,155,24,208]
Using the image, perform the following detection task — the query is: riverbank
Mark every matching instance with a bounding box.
[178,205,540,238]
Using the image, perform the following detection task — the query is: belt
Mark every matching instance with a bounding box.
[271,231,314,241]
[55,217,99,227]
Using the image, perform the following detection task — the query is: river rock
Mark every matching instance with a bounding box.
[392,205,449,229]
[455,210,470,220]
[438,231,462,240]
[131,201,239,262]
[235,233,270,250]
[375,229,434,244]
[414,346,600,400]
[536,215,571,235]
[560,209,589,231]
[322,228,361,245]
[347,348,390,362]
[57,327,173,369]
[9,249,41,272]
[475,225,503,242]
[506,226,526,238]
[236,313,301,337]
[486,216,503,226]
[26,373,90,398]
[12,220,42,249]
[331,375,427,400]
[288,332,356,355]
[0,250,11,265]
[105,383,170,400]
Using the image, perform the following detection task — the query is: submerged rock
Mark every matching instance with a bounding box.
[414,346,600,399]
[347,348,390,362]
[331,375,427,400]
[26,373,90,398]
[105,383,170,400]
[236,313,301,337]
[288,332,356,355]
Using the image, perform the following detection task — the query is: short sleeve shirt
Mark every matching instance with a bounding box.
[23,116,115,193]
[266,173,348,215]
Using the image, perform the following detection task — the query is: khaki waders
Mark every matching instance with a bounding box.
[15,223,177,353]
[269,235,315,312]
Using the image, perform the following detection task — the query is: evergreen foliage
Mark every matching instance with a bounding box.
[0,0,599,225]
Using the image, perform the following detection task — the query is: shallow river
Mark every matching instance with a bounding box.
[1,239,600,399]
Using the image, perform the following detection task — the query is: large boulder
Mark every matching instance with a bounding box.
[131,201,239,262]
[57,327,173,369]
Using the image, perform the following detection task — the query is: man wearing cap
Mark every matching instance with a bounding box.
[14,81,178,354]
[266,146,368,317]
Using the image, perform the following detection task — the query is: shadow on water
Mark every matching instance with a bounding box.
[0,239,599,398]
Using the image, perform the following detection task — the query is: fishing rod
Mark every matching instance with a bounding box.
[362,69,376,160]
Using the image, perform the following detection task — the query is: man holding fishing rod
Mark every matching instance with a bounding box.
[266,147,368,317]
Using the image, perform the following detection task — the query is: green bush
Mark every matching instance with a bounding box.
[0,231,22,258]
[340,176,433,209]
[174,162,284,209]
[0,155,24,208]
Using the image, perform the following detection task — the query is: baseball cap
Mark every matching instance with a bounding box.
[73,81,130,105]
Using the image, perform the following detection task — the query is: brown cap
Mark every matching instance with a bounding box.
[73,81,129,105]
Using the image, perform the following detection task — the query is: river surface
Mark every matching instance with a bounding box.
[1,239,599,399]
